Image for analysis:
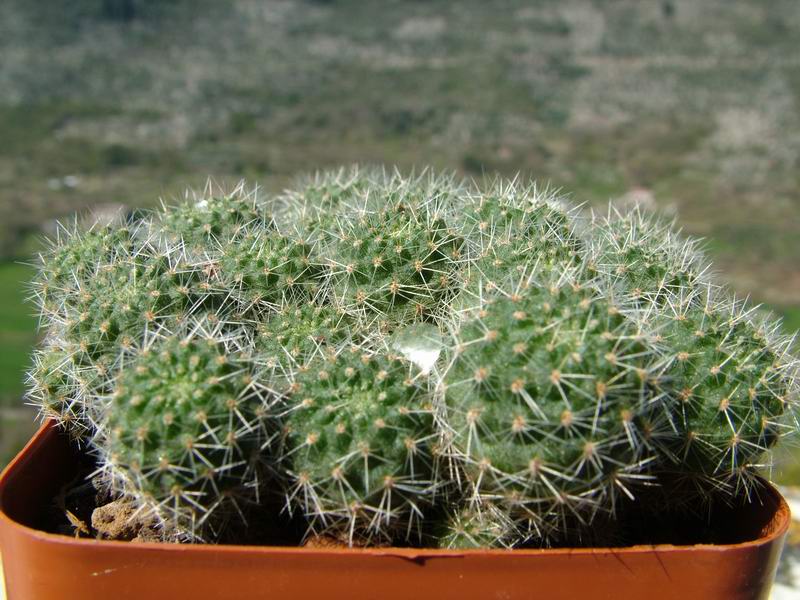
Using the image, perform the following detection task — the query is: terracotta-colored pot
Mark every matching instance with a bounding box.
[0,423,790,600]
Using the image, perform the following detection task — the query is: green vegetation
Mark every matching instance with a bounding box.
[0,263,38,465]
[0,263,37,405]
[779,307,800,336]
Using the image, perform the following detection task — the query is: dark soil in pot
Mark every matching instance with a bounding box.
[34,430,783,550]
[42,440,310,546]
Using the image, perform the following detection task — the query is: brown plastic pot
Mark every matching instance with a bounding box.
[0,423,791,600]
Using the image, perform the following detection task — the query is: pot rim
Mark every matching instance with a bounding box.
[0,422,791,559]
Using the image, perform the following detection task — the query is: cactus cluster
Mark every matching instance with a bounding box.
[26,167,798,547]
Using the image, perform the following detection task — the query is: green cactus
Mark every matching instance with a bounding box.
[321,200,462,329]
[588,205,707,305]
[27,211,241,436]
[436,502,518,549]
[277,167,466,329]
[27,342,92,437]
[97,322,272,541]
[591,205,798,498]
[156,182,267,252]
[460,181,583,293]
[65,254,184,359]
[646,287,795,495]
[281,345,438,544]
[278,167,462,240]
[275,166,375,238]
[215,224,319,311]
[31,223,138,324]
[24,170,799,549]
[255,301,349,362]
[442,265,662,540]
[28,223,142,433]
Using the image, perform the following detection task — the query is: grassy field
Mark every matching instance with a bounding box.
[0,262,38,464]
[0,263,37,404]
[780,307,800,335]
[0,0,799,469]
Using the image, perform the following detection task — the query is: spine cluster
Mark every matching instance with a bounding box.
[27,167,798,546]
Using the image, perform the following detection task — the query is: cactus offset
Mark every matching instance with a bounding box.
[27,341,97,437]
[436,502,518,549]
[253,300,353,394]
[592,205,798,498]
[589,205,707,305]
[442,266,662,540]
[97,321,273,541]
[460,180,584,293]
[323,206,461,328]
[645,286,796,495]
[314,177,464,329]
[281,345,438,544]
[156,182,266,252]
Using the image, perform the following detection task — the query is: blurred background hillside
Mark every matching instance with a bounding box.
[0,0,799,470]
